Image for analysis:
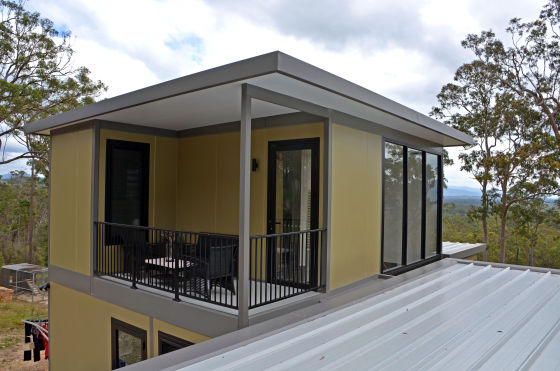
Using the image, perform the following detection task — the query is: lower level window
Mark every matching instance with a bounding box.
[158,331,193,355]
[111,318,147,369]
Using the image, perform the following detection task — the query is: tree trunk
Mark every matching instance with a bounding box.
[530,223,539,267]
[481,182,489,261]
[27,164,35,264]
[529,241,535,266]
[499,211,507,263]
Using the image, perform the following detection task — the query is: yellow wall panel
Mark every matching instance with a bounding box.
[153,136,178,229]
[50,282,151,371]
[330,123,382,289]
[50,283,211,370]
[176,134,219,232]
[50,128,93,275]
[214,132,241,234]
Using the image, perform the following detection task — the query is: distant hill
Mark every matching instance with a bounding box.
[444,186,481,198]
[444,186,481,206]
[0,172,30,180]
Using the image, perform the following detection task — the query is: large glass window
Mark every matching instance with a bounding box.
[383,141,441,272]
[425,153,439,258]
[383,143,404,270]
[407,149,423,264]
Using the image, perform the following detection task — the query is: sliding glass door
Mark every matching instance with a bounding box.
[382,141,442,272]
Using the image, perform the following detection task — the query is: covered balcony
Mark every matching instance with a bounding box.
[89,100,329,320]
[29,52,472,327]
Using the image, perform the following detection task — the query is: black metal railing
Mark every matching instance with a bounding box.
[249,228,325,308]
[95,222,239,308]
[95,222,325,310]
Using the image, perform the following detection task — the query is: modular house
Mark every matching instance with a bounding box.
[25,51,473,370]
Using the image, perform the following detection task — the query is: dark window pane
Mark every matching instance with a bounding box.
[158,331,193,355]
[383,142,404,270]
[107,143,149,226]
[105,140,149,244]
[161,341,180,355]
[407,149,423,264]
[425,153,439,257]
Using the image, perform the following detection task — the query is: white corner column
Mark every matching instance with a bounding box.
[238,84,251,328]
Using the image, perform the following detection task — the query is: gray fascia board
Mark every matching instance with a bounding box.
[275,52,474,146]
[25,50,473,145]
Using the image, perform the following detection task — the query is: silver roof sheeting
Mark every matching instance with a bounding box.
[442,241,486,259]
[178,262,560,370]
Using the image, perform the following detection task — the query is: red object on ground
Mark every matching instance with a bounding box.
[41,323,49,359]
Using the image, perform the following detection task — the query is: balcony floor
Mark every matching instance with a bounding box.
[100,275,319,315]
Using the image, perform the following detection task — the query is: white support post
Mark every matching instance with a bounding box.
[238,84,251,328]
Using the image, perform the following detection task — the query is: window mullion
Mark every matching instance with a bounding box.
[421,151,426,260]
[402,146,408,266]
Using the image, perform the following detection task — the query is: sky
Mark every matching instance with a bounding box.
[2,0,547,189]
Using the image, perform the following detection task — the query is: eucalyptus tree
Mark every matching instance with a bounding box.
[488,96,559,263]
[511,198,559,266]
[461,0,560,154]
[0,0,106,263]
[432,60,505,259]
[1,0,105,167]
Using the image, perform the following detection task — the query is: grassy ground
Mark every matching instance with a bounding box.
[0,299,48,370]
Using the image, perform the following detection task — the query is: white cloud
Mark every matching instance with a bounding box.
[2,0,545,190]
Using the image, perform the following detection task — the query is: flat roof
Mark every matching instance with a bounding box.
[442,241,487,259]
[126,259,560,370]
[1,263,47,273]
[24,52,473,147]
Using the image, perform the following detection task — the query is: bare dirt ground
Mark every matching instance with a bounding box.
[13,292,48,305]
[0,299,48,370]
[0,330,48,370]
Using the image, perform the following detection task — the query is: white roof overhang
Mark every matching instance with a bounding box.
[25,52,473,147]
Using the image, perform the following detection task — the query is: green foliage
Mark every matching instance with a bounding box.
[0,171,47,265]
[461,0,560,153]
[434,0,560,264]
[0,0,106,170]
[444,202,560,268]
[0,1,105,265]
[0,299,47,351]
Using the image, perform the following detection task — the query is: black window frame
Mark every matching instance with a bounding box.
[381,138,443,275]
[158,331,193,355]
[105,139,150,227]
[111,318,147,369]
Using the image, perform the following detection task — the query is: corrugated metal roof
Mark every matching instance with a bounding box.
[180,262,560,370]
[442,241,486,259]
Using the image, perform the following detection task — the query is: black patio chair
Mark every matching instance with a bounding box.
[118,228,148,287]
[183,234,238,300]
